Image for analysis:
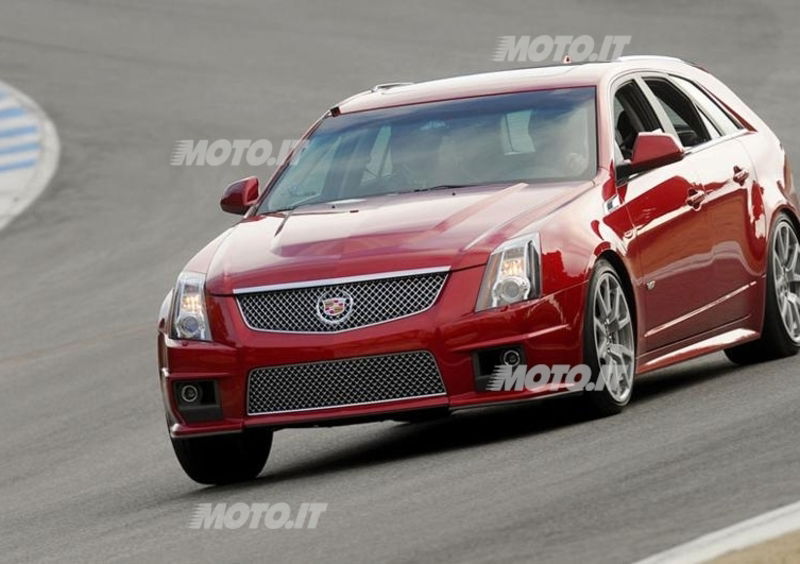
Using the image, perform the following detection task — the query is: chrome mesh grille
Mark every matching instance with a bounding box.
[247,351,445,415]
[237,272,447,333]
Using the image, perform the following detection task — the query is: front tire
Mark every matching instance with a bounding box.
[725,215,800,365]
[171,428,273,485]
[582,260,636,416]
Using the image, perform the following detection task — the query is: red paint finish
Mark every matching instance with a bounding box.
[159,58,800,437]
[220,176,259,215]
[629,132,684,172]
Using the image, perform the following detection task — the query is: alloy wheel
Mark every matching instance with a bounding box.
[592,273,635,403]
[773,220,800,344]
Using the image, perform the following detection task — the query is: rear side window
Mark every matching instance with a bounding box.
[671,76,742,136]
[645,78,711,148]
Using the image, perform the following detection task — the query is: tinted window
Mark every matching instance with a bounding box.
[503,110,537,153]
[360,125,392,184]
[645,78,710,147]
[261,88,598,213]
[698,111,721,139]
[613,81,660,161]
[671,76,742,136]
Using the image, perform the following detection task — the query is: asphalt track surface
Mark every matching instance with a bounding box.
[1,1,799,562]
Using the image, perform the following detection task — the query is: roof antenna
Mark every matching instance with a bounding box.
[562,55,572,64]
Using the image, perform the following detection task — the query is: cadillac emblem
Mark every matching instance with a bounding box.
[316,290,354,325]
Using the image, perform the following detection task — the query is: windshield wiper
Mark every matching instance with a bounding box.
[270,193,322,213]
[267,184,476,214]
[412,183,477,192]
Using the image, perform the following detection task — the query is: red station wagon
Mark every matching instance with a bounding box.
[158,56,800,484]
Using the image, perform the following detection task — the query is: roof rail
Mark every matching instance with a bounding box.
[614,55,686,63]
[371,82,414,93]
[614,54,708,71]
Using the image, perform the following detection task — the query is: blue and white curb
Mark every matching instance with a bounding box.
[0,81,60,231]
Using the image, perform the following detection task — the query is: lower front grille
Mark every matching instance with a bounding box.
[247,351,446,415]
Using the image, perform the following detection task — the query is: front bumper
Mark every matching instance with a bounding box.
[159,265,587,437]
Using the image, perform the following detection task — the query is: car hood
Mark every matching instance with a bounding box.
[206,181,591,295]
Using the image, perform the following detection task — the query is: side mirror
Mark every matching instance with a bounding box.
[618,132,684,178]
[220,176,260,215]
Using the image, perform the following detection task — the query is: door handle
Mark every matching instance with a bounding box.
[686,187,706,209]
[733,166,750,185]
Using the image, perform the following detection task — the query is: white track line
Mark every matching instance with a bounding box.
[0,133,39,150]
[0,98,22,111]
[0,150,39,167]
[0,80,60,231]
[0,114,39,130]
[634,500,800,564]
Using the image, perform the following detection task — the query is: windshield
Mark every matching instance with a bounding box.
[260,87,597,213]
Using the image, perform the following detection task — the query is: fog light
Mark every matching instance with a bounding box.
[473,345,526,392]
[179,383,201,404]
[172,380,222,422]
[501,349,522,366]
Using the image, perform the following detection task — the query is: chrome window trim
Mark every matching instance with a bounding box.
[607,69,753,186]
[664,73,745,132]
[637,72,749,154]
[682,128,749,156]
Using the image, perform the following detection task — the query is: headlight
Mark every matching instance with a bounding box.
[475,233,541,311]
[170,272,212,341]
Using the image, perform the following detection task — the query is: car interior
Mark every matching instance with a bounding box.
[613,81,666,161]
[613,75,733,166]
[644,78,714,147]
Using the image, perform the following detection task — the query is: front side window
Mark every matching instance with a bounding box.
[260,88,597,213]
[613,81,661,161]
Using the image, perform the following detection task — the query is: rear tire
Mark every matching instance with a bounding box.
[171,428,273,485]
[581,259,636,416]
[725,215,800,365]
